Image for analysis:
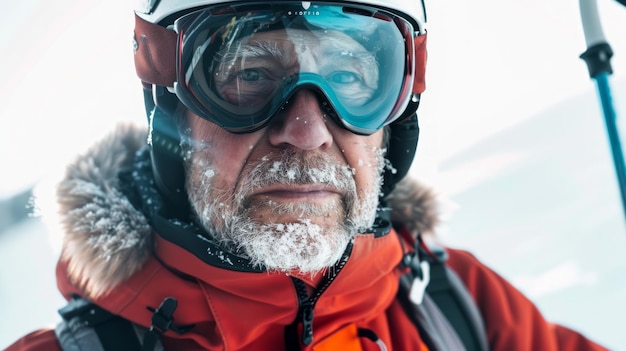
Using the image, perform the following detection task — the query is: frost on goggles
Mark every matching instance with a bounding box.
[173,2,416,134]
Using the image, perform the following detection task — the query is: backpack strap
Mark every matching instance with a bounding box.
[398,275,468,351]
[56,295,143,351]
[398,230,488,351]
[56,295,192,351]
[426,248,489,351]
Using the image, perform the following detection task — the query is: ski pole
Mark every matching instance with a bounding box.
[579,0,626,222]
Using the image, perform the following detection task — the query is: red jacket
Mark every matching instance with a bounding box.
[4,126,609,351]
[6,241,608,350]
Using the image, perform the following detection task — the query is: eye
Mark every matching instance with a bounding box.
[327,71,362,84]
[238,69,262,81]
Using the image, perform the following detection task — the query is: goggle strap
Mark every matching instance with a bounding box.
[412,34,427,95]
[134,14,177,87]
[133,14,427,95]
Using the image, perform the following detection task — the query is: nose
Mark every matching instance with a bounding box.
[268,90,333,150]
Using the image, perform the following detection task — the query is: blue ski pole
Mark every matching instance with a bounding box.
[579,0,626,222]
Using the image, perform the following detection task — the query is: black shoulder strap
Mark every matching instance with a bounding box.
[398,274,467,351]
[425,248,489,351]
[398,242,489,351]
[57,296,193,351]
[56,295,142,351]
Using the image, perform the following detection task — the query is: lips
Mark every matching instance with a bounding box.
[249,184,345,202]
[236,150,355,209]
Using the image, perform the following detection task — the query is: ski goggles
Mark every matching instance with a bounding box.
[134,2,427,134]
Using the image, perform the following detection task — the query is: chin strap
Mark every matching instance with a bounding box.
[382,112,420,198]
[142,84,190,218]
[149,106,189,216]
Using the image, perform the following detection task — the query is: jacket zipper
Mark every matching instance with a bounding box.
[291,242,352,346]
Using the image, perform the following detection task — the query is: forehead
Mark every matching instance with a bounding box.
[239,28,365,51]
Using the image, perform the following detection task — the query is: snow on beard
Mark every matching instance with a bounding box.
[185,145,386,274]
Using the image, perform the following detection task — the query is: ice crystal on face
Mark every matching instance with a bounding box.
[270,161,283,173]
[183,149,193,162]
[384,158,398,175]
[204,169,215,179]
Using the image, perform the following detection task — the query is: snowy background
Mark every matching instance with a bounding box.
[1,0,626,349]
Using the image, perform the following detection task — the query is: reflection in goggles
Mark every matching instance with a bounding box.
[212,29,379,109]
[173,3,417,134]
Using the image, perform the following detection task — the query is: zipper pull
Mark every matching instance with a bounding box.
[301,306,314,346]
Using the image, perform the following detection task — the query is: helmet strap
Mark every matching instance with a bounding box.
[145,86,190,218]
[383,100,420,198]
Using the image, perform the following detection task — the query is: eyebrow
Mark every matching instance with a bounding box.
[217,40,287,64]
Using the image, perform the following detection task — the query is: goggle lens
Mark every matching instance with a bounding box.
[173,2,417,134]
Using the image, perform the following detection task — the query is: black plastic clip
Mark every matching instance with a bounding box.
[141,297,194,351]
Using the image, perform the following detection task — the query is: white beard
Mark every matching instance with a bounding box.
[185,147,385,274]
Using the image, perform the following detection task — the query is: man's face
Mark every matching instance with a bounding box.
[182,29,386,274]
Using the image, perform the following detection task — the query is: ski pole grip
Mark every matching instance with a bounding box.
[579,0,614,78]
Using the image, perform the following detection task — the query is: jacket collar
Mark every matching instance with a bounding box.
[52,124,440,299]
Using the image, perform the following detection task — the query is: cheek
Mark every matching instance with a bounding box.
[188,121,256,187]
[339,133,385,189]
[353,150,383,190]
[208,151,244,185]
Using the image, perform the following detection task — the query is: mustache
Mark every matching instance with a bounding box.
[235,150,357,206]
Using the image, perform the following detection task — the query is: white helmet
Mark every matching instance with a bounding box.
[135,0,426,33]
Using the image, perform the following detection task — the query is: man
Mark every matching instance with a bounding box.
[5,1,609,350]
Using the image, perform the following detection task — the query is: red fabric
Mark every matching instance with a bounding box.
[133,14,177,87]
[37,231,419,351]
[146,232,409,350]
[412,34,427,95]
[446,248,609,351]
[6,236,609,351]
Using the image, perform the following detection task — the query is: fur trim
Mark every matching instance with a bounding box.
[386,177,440,239]
[56,124,152,298]
[54,125,440,297]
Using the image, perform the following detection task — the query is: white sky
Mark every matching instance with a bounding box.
[417,0,626,188]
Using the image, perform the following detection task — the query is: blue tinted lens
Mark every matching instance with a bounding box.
[174,2,415,134]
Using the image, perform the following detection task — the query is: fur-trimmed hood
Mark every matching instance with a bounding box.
[52,124,441,298]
